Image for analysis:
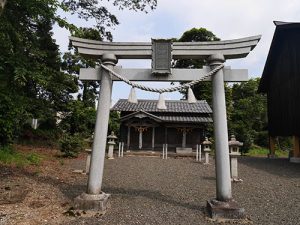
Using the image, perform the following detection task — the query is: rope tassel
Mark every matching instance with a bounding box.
[187,87,197,103]
[157,93,167,109]
[128,87,138,104]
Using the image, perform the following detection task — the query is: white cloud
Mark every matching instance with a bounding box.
[53,0,300,101]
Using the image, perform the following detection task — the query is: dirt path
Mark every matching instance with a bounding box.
[0,146,299,225]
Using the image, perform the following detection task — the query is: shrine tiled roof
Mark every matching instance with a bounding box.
[111,99,212,113]
[157,115,212,123]
[119,110,213,123]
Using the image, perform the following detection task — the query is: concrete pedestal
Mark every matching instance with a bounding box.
[108,144,114,159]
[207,199,245,219]
[204,151,210,164]
[230,156,238,179]
[85,149,92,174]
[73,192,110,212]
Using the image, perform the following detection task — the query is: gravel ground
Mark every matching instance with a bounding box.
[68,156,300,225]
[1,151,299,225]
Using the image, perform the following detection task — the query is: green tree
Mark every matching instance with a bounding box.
[61,0,157,40]
[59,100,96,136]
[0,0,156,146]
[61,28,103,108]
[174,28,220,70]
[230,78,268,152]
[109,111,120,136]
[0,0,75,145]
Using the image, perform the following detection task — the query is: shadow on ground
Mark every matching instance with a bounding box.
[104,186,205,212]
[238,157,300,178]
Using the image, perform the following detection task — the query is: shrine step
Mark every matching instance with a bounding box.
[124,151,161,157]
[120,151,198,158]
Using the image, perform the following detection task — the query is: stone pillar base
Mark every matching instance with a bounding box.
[206,199,245,219]
[73,192,110,212]
[290,157,300,163]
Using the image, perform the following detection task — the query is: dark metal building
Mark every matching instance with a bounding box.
[258,21,300,160]
[112,99,212,152]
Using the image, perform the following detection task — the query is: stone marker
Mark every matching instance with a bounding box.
[228,135,243,182]
[203,137,212,164]
[107,131,117,159]
[85,149,92,174]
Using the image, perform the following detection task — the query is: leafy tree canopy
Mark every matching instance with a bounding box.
[230,78,268,152]
[0,0,157,146]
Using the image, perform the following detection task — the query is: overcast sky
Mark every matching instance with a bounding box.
[53,0,300,103]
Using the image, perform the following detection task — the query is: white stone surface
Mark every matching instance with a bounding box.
[108,144,114,159]
[70,35,261,60]
[210,54,232,201]
[79,67,248,82]
[230,157,238,179]
[87,54,117,194]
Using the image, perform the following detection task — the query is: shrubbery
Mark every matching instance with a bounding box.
[0,93,28,147]
[18,123,61,148]
[0,145,42,167]
[59,134,84,157]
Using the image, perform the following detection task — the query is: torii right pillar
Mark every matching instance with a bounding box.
[206,54,245,219]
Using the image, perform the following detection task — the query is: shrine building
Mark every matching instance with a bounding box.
[258,21,300,162]
[112,99,212,152]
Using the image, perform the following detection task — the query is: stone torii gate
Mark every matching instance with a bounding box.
[70,35,261,218]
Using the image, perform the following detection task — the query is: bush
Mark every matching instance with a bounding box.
[18,125,61,148]
[26,153,41,166]
[59,134,84,157]
[247,145,289,158]
[0,145,42,167]
[59,101,96,138]
[254,131,269,148]
[0,93,28,146]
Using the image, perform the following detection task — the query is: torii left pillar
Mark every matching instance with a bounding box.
[74,53,117,211]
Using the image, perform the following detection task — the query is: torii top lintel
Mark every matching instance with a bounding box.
[69,35,261,60]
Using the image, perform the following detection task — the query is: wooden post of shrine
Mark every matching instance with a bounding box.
[152,127,155,150]
[268,136,276,158]
[138,128,143,149]
[182,129,187,148]
[290,136,300,163]
[127,126,131,151]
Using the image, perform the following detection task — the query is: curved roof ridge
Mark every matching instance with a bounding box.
[112,99,212,113]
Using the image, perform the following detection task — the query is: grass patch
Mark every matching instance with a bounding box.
[246,146,289,158]
[0,145,42,167]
